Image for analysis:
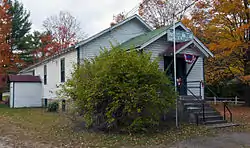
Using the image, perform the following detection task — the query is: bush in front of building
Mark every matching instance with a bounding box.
[60,45,176,132]
[47,101,59,112]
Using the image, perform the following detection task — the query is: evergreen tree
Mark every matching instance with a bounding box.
[8,0,37,67]
[9,0,32,51]
[18,31,44,65]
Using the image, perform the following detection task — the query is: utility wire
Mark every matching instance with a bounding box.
[125,0,197,22]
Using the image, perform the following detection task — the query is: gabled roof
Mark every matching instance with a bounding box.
[75,14,153,48]
[8,75,41,83]
[119,25,171,50]
[19,47,75,73]
[119,22,214,57]
[20,14,152,74]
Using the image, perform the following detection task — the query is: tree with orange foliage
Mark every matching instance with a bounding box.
[0,0,23,100]
[182,0,250,85]
[0,0,23,74]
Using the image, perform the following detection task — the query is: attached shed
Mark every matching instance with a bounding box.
[8,75,42,108]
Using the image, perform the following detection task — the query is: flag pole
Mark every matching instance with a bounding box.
[173,14,178,128]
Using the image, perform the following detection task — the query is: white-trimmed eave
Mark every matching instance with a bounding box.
[139,31,168,50]
[176,40,194,54]
[193,36,214,57]
[169,21,214,57]
[169,21,190,32]
[175,39,210,57]
[75,14,153,49]
[19,47,75,73]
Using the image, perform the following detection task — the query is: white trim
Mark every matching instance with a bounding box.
[75,14,153,48]
[20,47,75,73]
[139,31,168,49]
[176,40,194,54]
[172,22,213,57]
[193,41,209,57]
[169,22,190,32]
[193,36,214,57]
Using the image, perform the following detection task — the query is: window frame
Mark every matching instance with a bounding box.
[60,58,65,83]
[44,65,47,85]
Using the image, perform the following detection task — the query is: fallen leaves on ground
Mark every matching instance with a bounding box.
[1,105,250,147]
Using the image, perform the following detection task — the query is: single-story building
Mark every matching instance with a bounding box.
[19,14,213,102]
[8,75,42,108]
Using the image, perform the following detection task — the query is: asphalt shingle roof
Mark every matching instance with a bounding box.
[8,75,41,83]
[119,25,172,50]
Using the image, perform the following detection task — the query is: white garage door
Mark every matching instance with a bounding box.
[12,82,42,108]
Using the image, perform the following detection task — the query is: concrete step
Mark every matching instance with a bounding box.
[181,99,205,103]
[204,120,227,125]
[199,115,223,121]
[206,123,240,129]
[194,111,221,116]
[180,95,202,100]
[186,106,215,112]
[184,102,210,107]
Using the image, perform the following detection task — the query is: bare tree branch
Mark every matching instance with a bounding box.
[43,11,86,45]
[139,0,195,28]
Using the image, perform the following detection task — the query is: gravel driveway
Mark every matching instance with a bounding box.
[0,137,12,148]
[170,132,250,148]
[2,132,250,148]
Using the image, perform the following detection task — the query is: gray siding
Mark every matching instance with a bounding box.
[79,19,149,62]
[179,48,200,56]
[186,57,204,98]
[143,34,205,98]
[144,36,170,71]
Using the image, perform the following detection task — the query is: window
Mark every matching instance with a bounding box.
[60,58,65,82]
[32,70,35,76]
[44,65,47,85]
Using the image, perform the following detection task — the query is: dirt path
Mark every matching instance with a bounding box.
[170,132,250,148]
[0,137,12,148]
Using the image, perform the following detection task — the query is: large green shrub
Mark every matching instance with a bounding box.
[61,45,176,132]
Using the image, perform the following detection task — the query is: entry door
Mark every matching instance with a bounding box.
[164,56,187,95]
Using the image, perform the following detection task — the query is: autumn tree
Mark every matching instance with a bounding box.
[43,11,85,46]
[0,0,22,75]
[111,12,126,26]
[139,0,196,28]
[32,31,73,62]
[182,0,249,85]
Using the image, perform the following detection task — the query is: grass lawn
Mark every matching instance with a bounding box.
[0,105,250,147]
[0,107,213,148]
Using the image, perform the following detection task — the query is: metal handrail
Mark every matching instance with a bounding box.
[180,81,205,125]
[205,84,219,98]
[205,83,233,123]
[223,102,233,122]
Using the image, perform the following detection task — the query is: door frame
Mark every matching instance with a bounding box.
[164,56,187,95]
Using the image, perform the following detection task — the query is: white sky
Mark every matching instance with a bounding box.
[19,0,141,36]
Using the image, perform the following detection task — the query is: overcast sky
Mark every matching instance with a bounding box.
[19,0,140,37]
